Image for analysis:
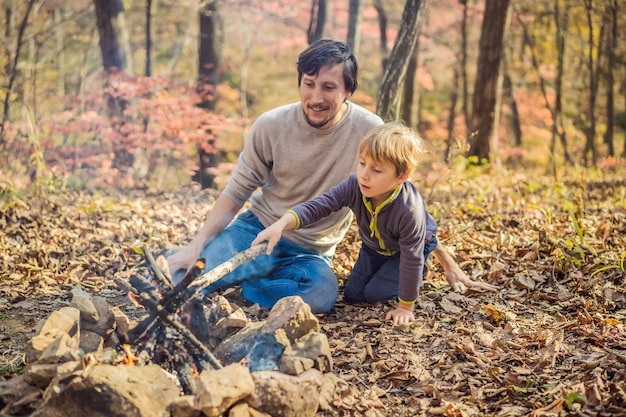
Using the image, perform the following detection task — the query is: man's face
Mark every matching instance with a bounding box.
[300,63,351,129]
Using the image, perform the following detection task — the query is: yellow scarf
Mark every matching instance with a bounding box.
[362,184,402,256]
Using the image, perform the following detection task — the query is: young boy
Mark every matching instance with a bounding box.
[251,122,437,325]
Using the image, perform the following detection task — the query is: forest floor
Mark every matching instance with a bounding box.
[1,165,625,416]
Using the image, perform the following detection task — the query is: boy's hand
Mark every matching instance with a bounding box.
[251,212,298,255]
[251,223,284,255]
[385,304,415,325]
[433,243,499,293]
[445,263,499,293]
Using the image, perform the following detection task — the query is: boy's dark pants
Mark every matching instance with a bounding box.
[343,237,438,304]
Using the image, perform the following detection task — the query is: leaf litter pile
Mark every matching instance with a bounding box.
[1,167,625,416]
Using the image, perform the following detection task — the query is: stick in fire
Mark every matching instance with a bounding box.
[119,243,269,370]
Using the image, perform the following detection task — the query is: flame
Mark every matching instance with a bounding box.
[127,291,144,308]
[122,344,139,366]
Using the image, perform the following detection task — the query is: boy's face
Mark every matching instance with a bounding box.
[300,63,351,129]
[356,152,408,206]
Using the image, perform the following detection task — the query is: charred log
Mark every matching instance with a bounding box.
[116,243,268,388]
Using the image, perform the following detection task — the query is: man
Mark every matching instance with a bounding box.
[167,39,497,314]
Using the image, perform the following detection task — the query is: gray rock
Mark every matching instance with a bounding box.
[31,364,179,417]
[246,368,325,417]
[195,363,255,417]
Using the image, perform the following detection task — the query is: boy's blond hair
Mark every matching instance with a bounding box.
[358,122,425,176]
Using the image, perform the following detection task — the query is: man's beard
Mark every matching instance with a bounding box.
[303,107,340,129]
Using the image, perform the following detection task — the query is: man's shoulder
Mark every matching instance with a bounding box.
[257,103,300,122]
[248,103,301,138]
[345,102,384,126]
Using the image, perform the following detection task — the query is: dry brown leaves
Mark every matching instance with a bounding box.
[0,187,214,299]
[1,167,626,416]
[322,168,626,416]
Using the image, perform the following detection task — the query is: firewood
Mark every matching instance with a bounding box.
[123,244,268,363]
[143,247,173,292]
[137,292,222,370]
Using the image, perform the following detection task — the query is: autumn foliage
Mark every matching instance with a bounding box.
[2,74,238,190]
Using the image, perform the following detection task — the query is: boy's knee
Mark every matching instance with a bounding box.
[343,284,363,305]
[363,286,396,305]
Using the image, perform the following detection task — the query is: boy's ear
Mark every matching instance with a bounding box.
[398,171,410,182]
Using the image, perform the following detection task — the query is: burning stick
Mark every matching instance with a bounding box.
[123,244,268,361]
[136,291,223,370]
[143,247,174,292]
[179,242,268,294]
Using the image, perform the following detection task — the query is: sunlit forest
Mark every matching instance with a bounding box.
[2,0,624,191]
[1,1,625,416]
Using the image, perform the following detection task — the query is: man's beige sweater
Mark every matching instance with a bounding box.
[223,101,383,257]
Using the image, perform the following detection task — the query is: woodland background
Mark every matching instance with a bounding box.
[1,0,625,192]
[1,1,626,415]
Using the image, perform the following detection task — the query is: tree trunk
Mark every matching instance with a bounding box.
[193,0,221,189]
[401,42,418,127]
[376,0,426,122]
[490,26,509,167]
[347,0,362,57]
[307,0,326,44]
[145,0,153,76]
[0,0,36,141]
[467,0,510,163]
[93,0,132,74]
[460,0,470,137]
[603,0,617,157]
[582,0,604,166]
[93,0,134,171]
[502,73,521,166]
[25,15,36,118]
[372,0,388,60]
[445,67,459,163]
[197,0,220,107]
[622,73,626,158]
[2,0,15,66]
[552,0,572,166]
[54,8,65,97]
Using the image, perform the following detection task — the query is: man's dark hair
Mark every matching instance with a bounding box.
[297,39,358,94]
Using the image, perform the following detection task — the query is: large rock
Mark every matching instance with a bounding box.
[23,360,81,389]
[246,368,325,417]
[261,296,320,346]
[26,307,80,363]
[194,363,255,417]
[279,332,332,375]
[31,364,179,417]
[80,296,115,338]
[213,296,320,371]
[69,286,99,324]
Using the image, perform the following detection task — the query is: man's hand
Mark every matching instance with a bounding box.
[385,303,415,325]
[166,243,203,281]
[167,193,243,283]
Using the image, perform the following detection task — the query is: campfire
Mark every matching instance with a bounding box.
[1,246,346,417]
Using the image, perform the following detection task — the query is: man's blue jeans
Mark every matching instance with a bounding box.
[344,236,438,304]
[181,211,338,313]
